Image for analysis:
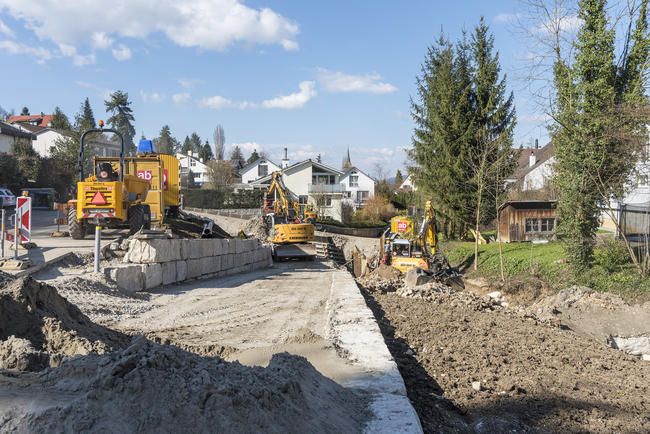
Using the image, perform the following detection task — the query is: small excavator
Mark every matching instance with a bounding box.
[262,171,316,260]
[381,200,457,280]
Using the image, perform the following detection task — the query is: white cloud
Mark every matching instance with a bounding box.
[198,95,237,109]
[140,90,164,103]
[0,19,14,38]
[177,78,201,89]
[537,14,582,34]
[233,142,264,154]
[261,81,316,109]
[172,92,191,105]
[0,0,299,66]
[0,39,53,63]
[494,13,520,24]
[317,69,397,94]
[112,44,131,61]
[91,32,113,49]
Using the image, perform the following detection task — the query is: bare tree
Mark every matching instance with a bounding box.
[206,160,235,187]
[213,125,225,160]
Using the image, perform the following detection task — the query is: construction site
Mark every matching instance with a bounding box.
[0,132,649,433]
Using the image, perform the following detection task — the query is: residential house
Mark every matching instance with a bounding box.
[14,124,66,157]
[240,157,280,184]
[340,166,375,209]
[253,159,345,221]
[399,174,416,191]
[0,121,36,153]
[177,152,210,186]
[7,114,54,128]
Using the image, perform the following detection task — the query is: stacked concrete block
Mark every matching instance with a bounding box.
[115,236,273,294]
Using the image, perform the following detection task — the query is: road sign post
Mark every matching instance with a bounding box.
[94,223,101,273]
[1,209,4,258]
[13,196,32,259]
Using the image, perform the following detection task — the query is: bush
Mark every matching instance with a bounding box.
[594,238,630,273]
[356,196,397,222]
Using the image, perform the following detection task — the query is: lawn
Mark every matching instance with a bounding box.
[441,240,650,300]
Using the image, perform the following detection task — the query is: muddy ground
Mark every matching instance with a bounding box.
[359,281,650,433]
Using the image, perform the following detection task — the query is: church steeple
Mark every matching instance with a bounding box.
[342,147,352,170]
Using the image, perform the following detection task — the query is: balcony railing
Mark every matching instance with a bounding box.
[308,183,343,193]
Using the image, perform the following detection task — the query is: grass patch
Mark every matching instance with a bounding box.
[441,240,650,300]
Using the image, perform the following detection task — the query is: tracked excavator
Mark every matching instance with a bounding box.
[262,172,316,260]
[381,200,459,282]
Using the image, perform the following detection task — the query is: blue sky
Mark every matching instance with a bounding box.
[0,0,550,177]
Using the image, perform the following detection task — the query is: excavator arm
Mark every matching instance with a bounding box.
[418,200,437,257]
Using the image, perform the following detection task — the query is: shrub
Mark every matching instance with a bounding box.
[183,188,263,209]
[594,238,630,273]
[356,196,397,222]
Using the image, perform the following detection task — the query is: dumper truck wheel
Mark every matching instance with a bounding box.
[68,208,86,240]
[128,204,147,235]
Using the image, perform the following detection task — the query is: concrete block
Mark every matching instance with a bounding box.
[234,239,244,254]
[106,265,144,295]
[187,259,203,279]
[189,239,213,259]
[142,263,163,290]
[200,256,221,275]
[212,238,224,256]
[126,239,179,263]
[162,261,177,285]
[224,254,234,269]
[175,260,187,282]
[180,239,191,260]
[226,239,236,255]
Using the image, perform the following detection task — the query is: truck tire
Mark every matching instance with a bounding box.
[128,204,146,235]
[68,208,86,240]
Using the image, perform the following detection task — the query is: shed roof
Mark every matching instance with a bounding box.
[498,200,557,211]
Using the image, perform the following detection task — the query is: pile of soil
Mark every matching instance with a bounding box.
[359,282,650,433]
[0,277,128,371]
[244,216,269,241]
[0,337,369,434]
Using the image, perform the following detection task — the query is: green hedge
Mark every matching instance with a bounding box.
[318,216,387,228]
[183,188,263,209]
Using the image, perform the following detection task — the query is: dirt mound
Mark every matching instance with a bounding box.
[243,216,269,241]
[361,286,650,434]
[0,337,369,434]
[0,277,128,371]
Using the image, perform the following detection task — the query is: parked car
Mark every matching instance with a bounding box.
[0,188,16,209]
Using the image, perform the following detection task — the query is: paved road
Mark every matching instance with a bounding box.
[1,209,123,273]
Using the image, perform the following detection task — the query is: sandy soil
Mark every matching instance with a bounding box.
[358,280,650,433]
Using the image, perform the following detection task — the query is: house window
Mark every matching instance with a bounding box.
[637,174,649,187]
[525,218,556,233]
[356,191,369,203]
[299,195,308,204]
[349,175,359,187]
[316,195,332,208]
[190,160,196,167]
[312,174,336,185]
[258,164,268,177]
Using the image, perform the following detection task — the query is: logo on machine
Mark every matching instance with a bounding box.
[397,221,408,232]
[137,169,169,190]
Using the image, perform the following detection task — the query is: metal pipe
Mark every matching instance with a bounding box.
[1,209,4,258]
[94,224,101,273]
[14,207,19,260]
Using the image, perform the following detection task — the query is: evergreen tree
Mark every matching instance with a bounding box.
[229,145,245,165]
[551,0,648,269]
[78,98,96,131]
[20,107,29,116]
[247,149,260,164]
[316,153,322,163]
[51,106,71,131]
[189,132,202,154]
[104,91,136,155]
[11,138,41,182]
[154,125,176,154]
[181,136,192,154]
[199,140,214,162]
[394,169,404,185]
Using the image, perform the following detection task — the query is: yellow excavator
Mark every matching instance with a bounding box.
[262,171,315,260]
[380,200,438,272]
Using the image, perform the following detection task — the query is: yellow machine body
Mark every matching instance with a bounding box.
[93,154,180,224]
[391,256,430,273]
[76,175,149,222]
[271,223,315,244]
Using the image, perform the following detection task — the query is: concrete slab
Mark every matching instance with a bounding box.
[175,260,187,282]
[142,263,163,290]
[161,261,177,285]
[105,265,144,295]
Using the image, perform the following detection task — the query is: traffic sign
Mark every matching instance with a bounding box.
[16,196,31,243]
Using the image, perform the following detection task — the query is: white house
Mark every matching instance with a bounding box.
[399,174,417,191]
[518,142,556,191]
[340,166,375,209]
[254,159,345,221]
[0,121,36,153]
[176,152,210,186]
[239,157,281,184]
[15,124,65,157]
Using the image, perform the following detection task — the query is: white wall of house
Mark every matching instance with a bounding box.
[32,129,64,157]
[177,153,209,185]
[340,168,375,209]
[522,157,555,191]
[241,158,280,184]
[400,175,416,191]
[0,134,12,153]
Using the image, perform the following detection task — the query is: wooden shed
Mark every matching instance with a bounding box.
[497,200,558,243]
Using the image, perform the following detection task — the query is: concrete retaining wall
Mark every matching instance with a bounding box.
[106,238,272,294]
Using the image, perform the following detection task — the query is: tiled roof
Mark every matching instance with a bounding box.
[0,121,36,139]
[7,114,54,127]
